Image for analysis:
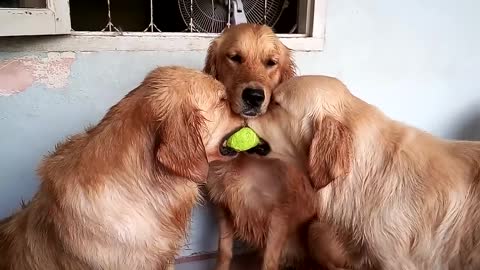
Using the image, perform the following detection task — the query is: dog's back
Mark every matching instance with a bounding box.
[310,107,480,269]
[361,122,480,269]
[371,122,480,269]
[0,215,14,268]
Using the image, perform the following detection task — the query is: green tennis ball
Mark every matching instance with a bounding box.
[226,127,260,152]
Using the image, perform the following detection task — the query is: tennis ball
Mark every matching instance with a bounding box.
[226,127,260,152]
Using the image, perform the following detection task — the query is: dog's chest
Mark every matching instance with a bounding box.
[222,175,275,247]
[208,160,286,247]
[210,162,283,213]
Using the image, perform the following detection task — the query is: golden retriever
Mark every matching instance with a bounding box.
[205,23,326,270]
[248,75,480,270]
[0,66,243,270]
[204,23,295,117]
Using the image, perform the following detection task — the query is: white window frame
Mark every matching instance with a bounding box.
[0,0,326,52]
[0,0,71,36]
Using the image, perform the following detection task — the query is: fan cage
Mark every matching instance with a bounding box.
[178,0,286,33]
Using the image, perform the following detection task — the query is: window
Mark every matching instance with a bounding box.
[0,0,326,51]
[0,0,70,36]
[70,0,298,33]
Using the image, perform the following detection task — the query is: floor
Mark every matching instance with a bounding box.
[175,253,261,270]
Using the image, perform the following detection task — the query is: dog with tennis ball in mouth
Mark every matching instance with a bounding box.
[209,127,319,270]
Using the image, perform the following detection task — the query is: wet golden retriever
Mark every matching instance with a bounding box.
[205,24,324,270]
[248,75,480,270]
[0,66,243,270]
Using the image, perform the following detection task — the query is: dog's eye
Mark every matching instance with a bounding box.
[229,54,242,63]
[266,59,277,67]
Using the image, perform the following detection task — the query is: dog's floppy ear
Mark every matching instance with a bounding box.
[155,104,209,183]
[280,44,296,83]
[203,39,219,78]
[308,116,353,190]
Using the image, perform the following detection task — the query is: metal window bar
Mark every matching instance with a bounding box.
[264,0,267,24]
[101,0,120,32]
[227,0,231,29]
[189,0,194,32]
[144,0,161,32]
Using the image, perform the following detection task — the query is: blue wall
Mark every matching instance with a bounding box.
[1,0,480,257]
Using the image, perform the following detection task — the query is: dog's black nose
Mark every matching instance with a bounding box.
[242,88,265,109]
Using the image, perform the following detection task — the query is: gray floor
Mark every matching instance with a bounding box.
[175,258,216,270]
[175,254,260,270]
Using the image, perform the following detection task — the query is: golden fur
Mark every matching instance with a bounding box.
[204,24,325,270]
[207,155,318,270]
[0,66,243,270]
[204,23,295,117]
[248,75,480,270]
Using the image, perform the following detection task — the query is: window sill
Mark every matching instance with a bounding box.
[0,32,325,52]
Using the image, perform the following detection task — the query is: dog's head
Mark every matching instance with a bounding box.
[204,23,296,118]
[247,75,354,189]
[145,66,244,183]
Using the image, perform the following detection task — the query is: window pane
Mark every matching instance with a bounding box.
[68,0,298,33]
[0,0,46,8]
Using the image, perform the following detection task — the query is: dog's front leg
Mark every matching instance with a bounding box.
[215,207,234,270]
[262,213,288,270]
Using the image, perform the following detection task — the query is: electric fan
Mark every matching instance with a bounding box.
[178,0,288,33]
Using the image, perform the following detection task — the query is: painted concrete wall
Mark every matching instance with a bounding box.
[1,0,480,257]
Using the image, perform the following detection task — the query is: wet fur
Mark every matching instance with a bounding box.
[207,155,318,270]
[248,75,480,270]
[204,23,295,116]
[0,66,242,270]
[204,24,325,270]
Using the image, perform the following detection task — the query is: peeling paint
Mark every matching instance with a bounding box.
[0,52,76,96]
